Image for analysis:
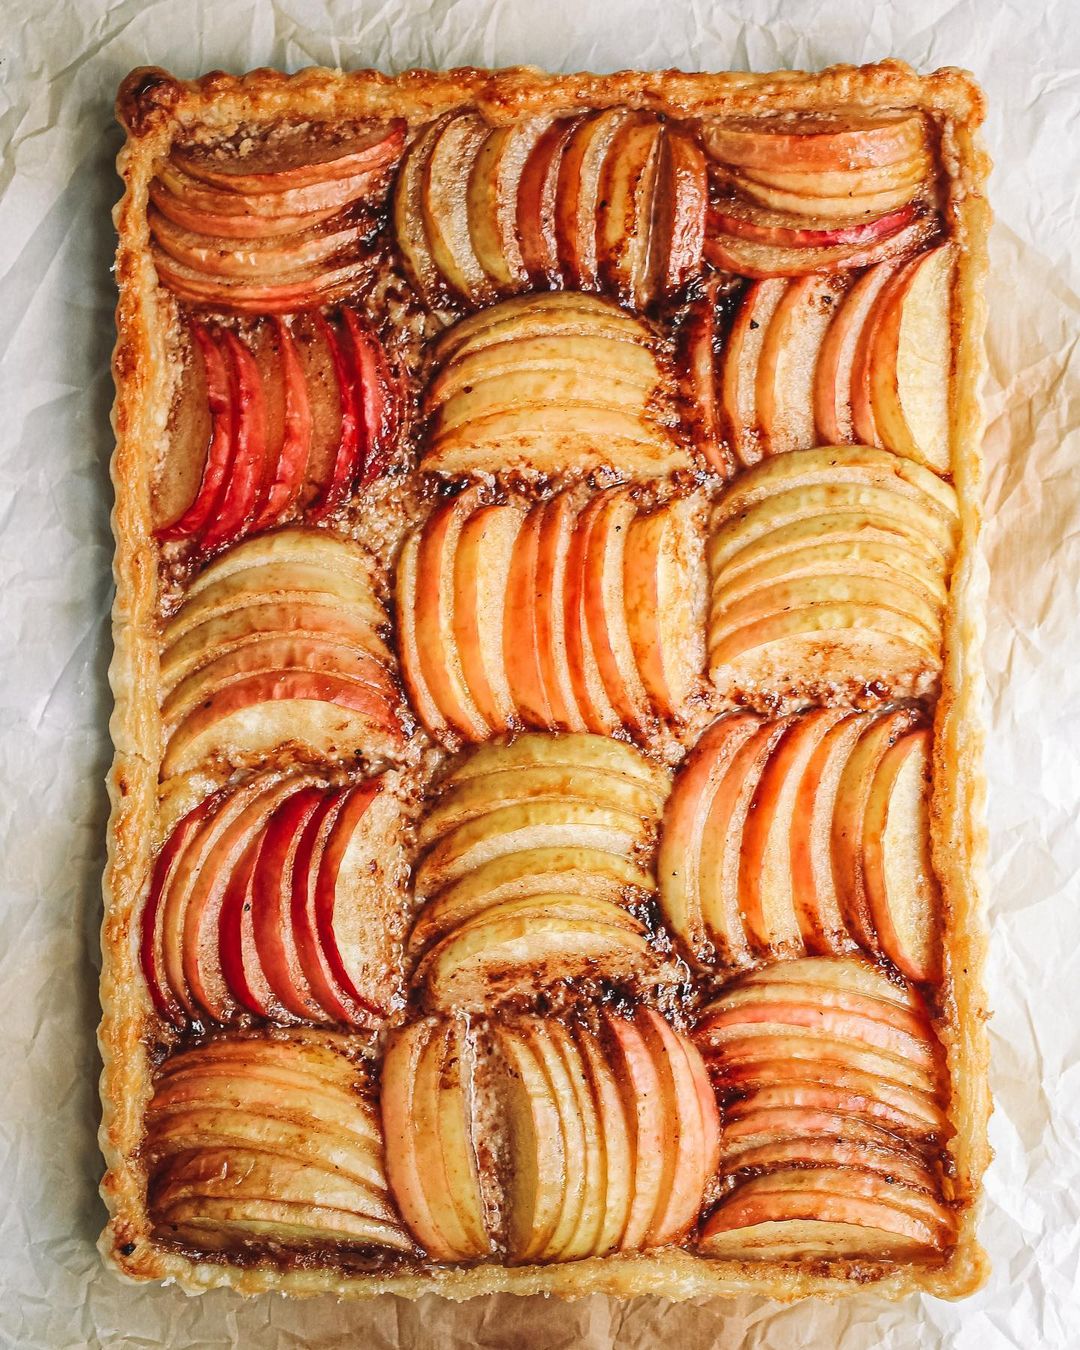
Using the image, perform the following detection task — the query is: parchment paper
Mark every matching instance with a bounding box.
[1,1,1077,1345]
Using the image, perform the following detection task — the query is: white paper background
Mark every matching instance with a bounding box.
[1,1,1077,1345]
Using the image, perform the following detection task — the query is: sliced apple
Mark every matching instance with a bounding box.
[703,214,933,281]
[452,500,521,734]
[517,117,581,286]
[701,113,929,175]
[717,278,788,467]
[422,112,495,307]
[867,245,953,474]
[563,494,624,735]
[433,1019,490,1257]
[149,208,366,282]
[650,126,708,299]
[534,493,588,732]
[467,118,552,292]
[605,1014,665,1251]
[596,115,664,308]
[577,1022,634,1254]
[151,247,374,314]
[392,115,452,308]
[678,276,733,476]
[814,260,902,445]
[755,274,844,457]
[449,731,668,792]
[556,108,633,290]
[503,502,554,729]
[523,1020,587,1261]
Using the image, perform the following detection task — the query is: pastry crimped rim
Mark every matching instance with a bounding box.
[100,59,992,1302]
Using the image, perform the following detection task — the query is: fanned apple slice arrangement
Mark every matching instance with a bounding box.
[393,109,706,312]
[381,1011,720,1262]
[144,1033,414,1253]
[159,528,406,779]
[683,245,953,476]
[695,956,955,1261]
[659,705,941,982]
[150,121,405,311]
[707,446,959,700]
[396,484,705,744]
[701,113,939,279]
[407,734,673,1011]
[420,293,688,477]
[140,769,407,1028]
[156,310,402,554]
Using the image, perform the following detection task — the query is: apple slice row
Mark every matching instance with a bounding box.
[392,110,705,312]
[156,309,402,554]
[150,121,404,311]
[700,112,937,278]
[396,483,705,743]
[145,1031,414,1254]
[408,734,669,1011]
[380,1010,719,1262]
[419,292,689,478]
[159,527,407,780]
[659,702,942,981]
[706,446,959,701]
[140,768,407,1028]
[682,245,953,476]
[694,955,955,1262]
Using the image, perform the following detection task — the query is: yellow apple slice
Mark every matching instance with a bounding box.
[701,113,928,174]
[606,1014,666,1251]
[435,1020,490,1257]
[395,530,449,738]
[467,118,551,291]
[814,259,901,444]
[392,115,450,308]
[596,115,664,308]
[534,493,589,731]
[563,495,623,735]
[867,245,953,473]
[555,108,633,289]
[548,1022,607,1259]
[449,731,668,793]
[524,1020,587,1261]
[755,274,844,456]
[494,1025,566,1263]
[577,1023,634,1254]
[422,112,495,307]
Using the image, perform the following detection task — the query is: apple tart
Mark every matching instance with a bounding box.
[102,60,991,1302]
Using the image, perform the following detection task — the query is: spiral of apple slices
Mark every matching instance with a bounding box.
[408,734,671,1013]
[148,121,404,312]
[659,704,942,982]
[158,528,407,780]
[156,310,401,555]
[395,483,705,744]
[695,955,956,1262]
[380,1011,719,1262]
[392,110,706,313]
[706,446,959,701]
[700,112,939,279]
[681,245,953,477]
[145,1032,414,1255]
[139,768,407,1029]
[419,293,689,478]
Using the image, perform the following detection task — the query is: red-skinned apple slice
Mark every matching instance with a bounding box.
[701,113,928,174]
[556,109,632,290]
[581,490,651,731]
[710,198,917,251]
[728,164,928,221]
[658,712,761,962]
[311,779,391,1019]
[412,491,491,741]
[149,178,341,240]
[755,274,843,457]
[157,324,235,542]
[738,707,847,959]
[149,208,365,282]
[251,318,312,529]
[290,791,362,1025]
[698,719,788,969]
[517,117,580,287]
[341,308,399,484]
[156,158,383,221]
[736,151,930,199]
[468,118,551,291]
[216,824,279,1019]
[248,786,327,1020]
[452,502,521,733]
[307,312,361,519]
[635,1008,708,1247]
[173,122,405,194]
[161,671,401,780]
[605,1014,665,1251]
[151,247,374,314]
[717,278,787,467]
[140,794,218,1024]
[563,495,620,735]
[623,496,706,720]
[181,777,301,1021]
[704,214,933,280]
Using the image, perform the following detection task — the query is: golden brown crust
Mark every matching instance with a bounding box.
[101,59,991,1301]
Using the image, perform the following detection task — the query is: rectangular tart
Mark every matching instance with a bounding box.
[101,60,992,1302]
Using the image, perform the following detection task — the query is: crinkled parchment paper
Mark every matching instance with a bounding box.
[1,1,1077,1345]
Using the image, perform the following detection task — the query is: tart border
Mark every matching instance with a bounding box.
[100,59,992,1302]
